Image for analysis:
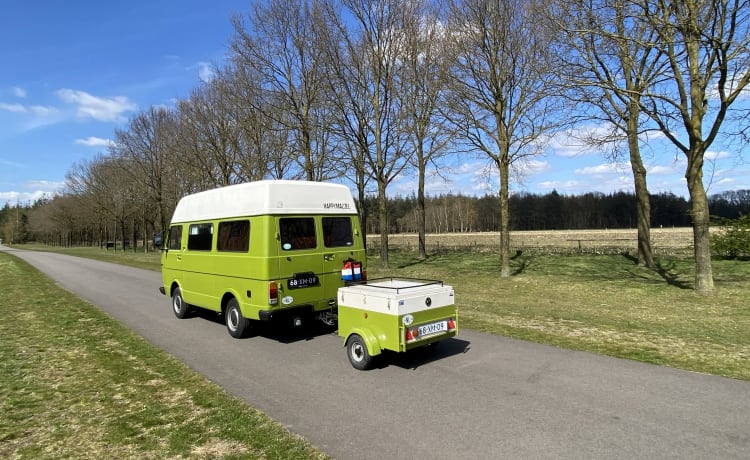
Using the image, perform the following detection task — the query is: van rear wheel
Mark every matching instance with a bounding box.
[225,298,251,339]
[172,287,191,319]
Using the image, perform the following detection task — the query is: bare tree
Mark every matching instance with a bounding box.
[66,155,138,251]
[399,0,455,259]
[446,0,562,276]
[323,0,415,268]
[555,0,670,268]
[215,63,294,181]
[231,0,342,181]
[111,106,181,235]
[177,76,245,188]
[639,0,750,292]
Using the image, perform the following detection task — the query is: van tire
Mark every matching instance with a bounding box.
[172,287,191,319]
[346,334,374,370]
[225,298,251,339]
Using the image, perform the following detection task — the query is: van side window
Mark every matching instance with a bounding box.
[188,223,213,251]
[167,225,183,250]
[217,220,250,252]
[280,218,316,250]
[323,217,353,247]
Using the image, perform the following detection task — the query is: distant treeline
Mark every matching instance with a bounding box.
[359,189,750,234]
[1,189,749,246]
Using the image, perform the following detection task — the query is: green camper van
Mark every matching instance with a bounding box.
[159,180,366,338]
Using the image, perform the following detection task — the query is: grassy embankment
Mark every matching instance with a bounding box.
[0,252,328,459]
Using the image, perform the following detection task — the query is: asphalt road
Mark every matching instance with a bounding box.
[3,246,749,459]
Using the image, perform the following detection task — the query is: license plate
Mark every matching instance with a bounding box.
[287,274,319,289]
[418,321,448,337]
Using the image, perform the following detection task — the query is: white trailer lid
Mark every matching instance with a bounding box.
[338,278,454,315]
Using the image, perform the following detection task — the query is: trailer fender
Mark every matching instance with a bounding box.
[345,328,382,357]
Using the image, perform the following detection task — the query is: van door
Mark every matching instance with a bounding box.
[276,217,326,308]
[162,224,184,290]
[321,215,363,291]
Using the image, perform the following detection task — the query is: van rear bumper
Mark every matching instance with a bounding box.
[258,304,313,322]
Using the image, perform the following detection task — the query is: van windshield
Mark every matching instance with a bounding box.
[280,218,316,250]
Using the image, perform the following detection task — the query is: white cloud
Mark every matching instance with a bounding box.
[0,181,63,206]
[574,163,630,175]
[537,180,582,191]
[0,158,25,168]
[24,180,65,191]
[546,124,618,157]
[29,105,58,117]
[648,165,677,175]
[704,150,730,161]
[715,178,735,186]
[0,102,59,116]
[0,103,27,113]
[519,159,550,175]
[196,62,215,82]
[56,89,136,122]
[75,136,114,148]
[12,87,27,98]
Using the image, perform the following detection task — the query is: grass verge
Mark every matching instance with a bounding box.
[0,252,328,459]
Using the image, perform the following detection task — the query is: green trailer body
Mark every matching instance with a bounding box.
[337,278,458,369]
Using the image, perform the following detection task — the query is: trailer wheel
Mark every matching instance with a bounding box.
[225,298,251,339]
[346,334,374,370]
[172,287,191,319]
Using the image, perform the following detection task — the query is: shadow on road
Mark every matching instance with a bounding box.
[187,308,338,343]
[381,337,471,371]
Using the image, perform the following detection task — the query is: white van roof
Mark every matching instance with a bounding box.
[170,180,358,223]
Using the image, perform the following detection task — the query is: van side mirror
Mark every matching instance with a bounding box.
[153,232,164,251]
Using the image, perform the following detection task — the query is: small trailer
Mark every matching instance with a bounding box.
[337,278,458,370]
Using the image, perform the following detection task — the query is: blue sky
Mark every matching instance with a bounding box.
[1,1,748,208]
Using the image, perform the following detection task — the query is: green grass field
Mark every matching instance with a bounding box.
[0,252,328,459]
[3,238,748,457]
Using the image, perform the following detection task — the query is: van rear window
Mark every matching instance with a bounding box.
[188,223,213,251]
[217,220,250,252]
[323,217,353,247]
[280,218,316,250]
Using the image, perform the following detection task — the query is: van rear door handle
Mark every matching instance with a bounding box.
[177,255,182,261]
[324,253,335,261]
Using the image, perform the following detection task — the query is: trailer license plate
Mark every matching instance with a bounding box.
[419,321,447,337]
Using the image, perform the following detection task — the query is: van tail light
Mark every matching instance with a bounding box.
[405,328,415,342]
[269,281,278,305]
[448,318,456,331]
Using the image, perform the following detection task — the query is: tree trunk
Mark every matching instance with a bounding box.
[499,157,511,277]
[378,180,389,269]
[418,154,427,260]
[356,164,367,253]
[686,153,714,292]
[627,118,655,268]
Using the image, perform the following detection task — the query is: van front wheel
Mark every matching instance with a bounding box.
[225,298,251,339]
[172,287,191,319]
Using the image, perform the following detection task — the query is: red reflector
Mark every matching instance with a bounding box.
[448,319,456,330]
[405,328,414,341]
